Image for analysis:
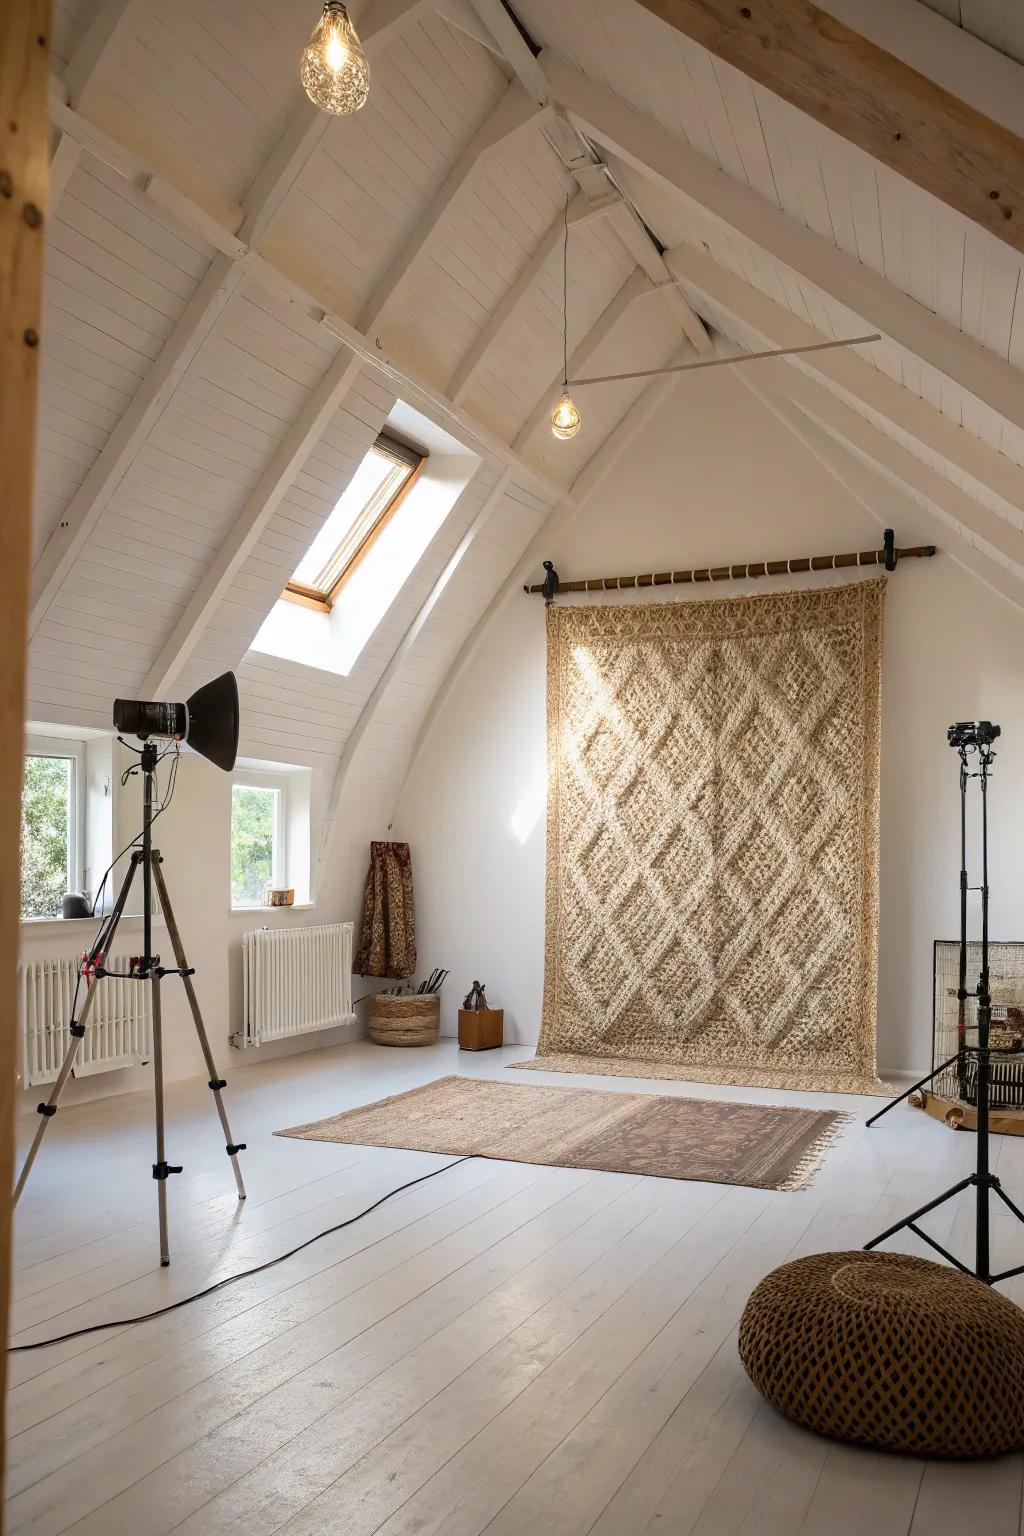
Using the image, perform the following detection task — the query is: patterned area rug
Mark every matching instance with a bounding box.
[528,579,886,1096]
[276,1075,849,1191]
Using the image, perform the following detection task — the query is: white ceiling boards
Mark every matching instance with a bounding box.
[30,0,1024,819]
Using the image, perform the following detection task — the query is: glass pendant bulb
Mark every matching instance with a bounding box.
[551,390,581,441]
[301,2,370,116]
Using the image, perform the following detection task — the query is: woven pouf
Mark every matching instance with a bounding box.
[739,1250,1024,1457]
[369,994,440,1047]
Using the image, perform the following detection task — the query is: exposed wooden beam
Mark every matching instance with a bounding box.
[49,0,137,211]
[464,0,548,103]
[33,31,567,637]
[49,96,249,255]
[64,0,136,112]
[141,347,364,698]
[607,201,709,354]
[1,0,50,1484]
[813,0,1024,145]
[544,53,1024,443]
[742,369,1024,611]
[29,252,246,636]
[316,467,514,892]
[513,267,652,452]
[633,0,1024,257]
[665,241,1024,527]
[359,81,546,335]
[450,190,621,404]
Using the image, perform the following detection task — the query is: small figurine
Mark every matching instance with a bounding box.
[463,980,488,1011]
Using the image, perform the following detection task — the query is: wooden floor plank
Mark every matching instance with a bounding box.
[5,1039,1023,1536]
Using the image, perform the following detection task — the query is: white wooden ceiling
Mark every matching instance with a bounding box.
[32,0,1024,858]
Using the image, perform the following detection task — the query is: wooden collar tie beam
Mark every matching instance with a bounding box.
[524,529,936,599]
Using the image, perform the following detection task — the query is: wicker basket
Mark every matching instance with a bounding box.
[369,993,440,1047]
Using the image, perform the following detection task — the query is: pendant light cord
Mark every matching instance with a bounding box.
[562,195,570,387]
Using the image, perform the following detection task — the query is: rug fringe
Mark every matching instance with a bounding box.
[777,1112,853,1192]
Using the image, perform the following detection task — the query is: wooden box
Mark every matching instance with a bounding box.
[458,1008,503,1051]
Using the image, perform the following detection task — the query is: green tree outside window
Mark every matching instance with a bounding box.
[21,755,73,918]
[231,785,279,905]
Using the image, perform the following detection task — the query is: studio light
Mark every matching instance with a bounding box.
[300,1,370,115]
[113,671,240,772]
[551,391,581,440]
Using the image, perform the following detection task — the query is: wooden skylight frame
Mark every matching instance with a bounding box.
[283,432,425,614]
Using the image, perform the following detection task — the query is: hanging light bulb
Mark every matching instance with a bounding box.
[551,391,581,440]
[551,196,581,441]
[300,2,370,116]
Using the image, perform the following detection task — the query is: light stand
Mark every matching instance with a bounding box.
[14,681,247,1267]
[864,722,1024,1284]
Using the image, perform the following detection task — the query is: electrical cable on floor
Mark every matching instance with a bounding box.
[9,1155,473,1352]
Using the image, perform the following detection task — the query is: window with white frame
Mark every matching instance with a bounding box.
[230,771,287,908]
[21,735,85,919]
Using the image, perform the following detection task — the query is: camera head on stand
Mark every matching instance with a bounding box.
[947,720,1000,761]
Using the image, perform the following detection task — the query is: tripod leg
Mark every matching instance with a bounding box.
[151,971,172,1266]
[153,860,246,1201]
[13,977,103,1204]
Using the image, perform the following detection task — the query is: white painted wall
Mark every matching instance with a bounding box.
[393,368,1024,1077]
[17,745,376,1111]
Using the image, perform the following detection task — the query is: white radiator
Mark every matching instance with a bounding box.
[237,922,354,1049]
[19,956,153,1086]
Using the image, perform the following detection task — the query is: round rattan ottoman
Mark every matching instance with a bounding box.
[739,1250,1024,1457]
[369,994,440,1047]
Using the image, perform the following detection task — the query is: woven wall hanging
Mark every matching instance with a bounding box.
[517,578,886,1094]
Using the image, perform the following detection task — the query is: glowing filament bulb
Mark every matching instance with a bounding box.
[301,2,370,116]
[551,391,582,441]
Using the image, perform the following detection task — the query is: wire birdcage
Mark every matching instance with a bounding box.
[932,940,1024,1109]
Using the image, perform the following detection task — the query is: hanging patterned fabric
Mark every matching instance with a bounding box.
[355,841,416,978]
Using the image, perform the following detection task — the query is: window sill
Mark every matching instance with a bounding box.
[230,902,315,915]
[20,913,165,935]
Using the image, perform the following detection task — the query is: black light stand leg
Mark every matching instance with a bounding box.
[864,728,1024,1283]
[151,857,246,1202]
[864,1051,965,1128]
[13,853,140,1205]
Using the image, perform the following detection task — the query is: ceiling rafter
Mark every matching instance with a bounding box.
[49,0,136,210]
[140,348,366,699]
[449,189,622,404]
[666,242,1024,531]
[816,0,1024,141]
[31,9,570,638]
[543,52,1024,444]
[462,0,708,362]
[513,266,653,452]
[607,200,710,354]
[633,0,1024,257]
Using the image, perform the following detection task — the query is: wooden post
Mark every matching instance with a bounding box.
[1,0,51,1498]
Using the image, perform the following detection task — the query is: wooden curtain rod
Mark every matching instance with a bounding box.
[524,529,936,599]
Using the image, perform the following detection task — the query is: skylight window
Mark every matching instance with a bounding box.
[284,433,423,612]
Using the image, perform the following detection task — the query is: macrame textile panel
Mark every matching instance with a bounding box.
[536,579,885,1094]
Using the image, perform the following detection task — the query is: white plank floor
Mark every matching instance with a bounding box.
[7,1039,1024,1536]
